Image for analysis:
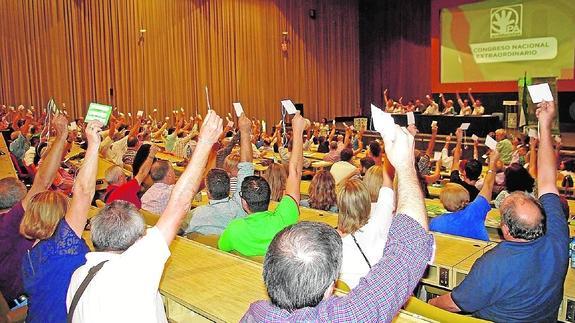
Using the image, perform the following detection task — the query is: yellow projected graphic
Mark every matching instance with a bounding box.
[441,0,575,83]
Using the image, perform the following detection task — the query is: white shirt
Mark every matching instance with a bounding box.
[330,161,357,185]
[422,102,439,115]
[339,187,395,288]
[23,146,35,167]
[108,135,129,165]
[66,227,170,323]
[141,182,175,214]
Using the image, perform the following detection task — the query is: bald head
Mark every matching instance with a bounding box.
[500,192,545,241]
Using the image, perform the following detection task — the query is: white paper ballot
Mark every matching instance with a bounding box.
[485,135,497,150]
[407,112,415,125]
[137,110,144,118]
[431,120,438,127]
[528,128,538,138]
[471,134,478,142]
[281,100,298,115]
[527,83,554,103]
[69,121,77,131]
[233,102,244,117]
[460,123,470,131]
[433,151,442,161]
[371,104,396,142]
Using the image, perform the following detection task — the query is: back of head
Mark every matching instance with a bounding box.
[336,179,371,234]
[308,170,337,211]
[329,141,338,151]
[369,141,381,158]
[150,160,172,183]
[363,166,383,202]
[241,176,272,213]
[464,159,482,181]
[206,168,231,200]
[340,148,353,162]
[440,183,470,212]
[105,165,125,185]
[504,163,534,193]
[19,191,68,240]
[223,152,241,174]
[499,192,545,241]
[264,221,342,311]
[360,157,375,172]
[91,201,146,252]
[132,144,151,176]
[127,136,139,148]
[263,163,287,202]
[0,177,27,210]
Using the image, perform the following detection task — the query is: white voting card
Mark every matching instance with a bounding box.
[281,100,298,115]
[371,104,396,141]
[460,123,470,131]
[407,112,415,125]
[485,135,497,150]
[471,134,478,141]
[233,102,244,117]
[527,83,553,103]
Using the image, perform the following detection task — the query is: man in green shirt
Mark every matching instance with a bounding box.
[218,112,307,256]
[495,129,513,164]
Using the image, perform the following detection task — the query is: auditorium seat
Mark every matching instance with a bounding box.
[403,297,489,323]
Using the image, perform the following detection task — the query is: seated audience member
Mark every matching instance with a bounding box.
[368,141,382,166]
[449,129,481,200]
[9,130,30,161]
[359,156,376,176]
[0,115,68,308]
[242,119,433,321]
[66,110,223,322]
[317,136,329,153]
[141,160,177,214]
[323,141,340,163]
[416,125,438,176]
[22,121,101,322]
[495,128,513,164]
[216,132,240,168]
[430,100,568,322]
[263,162,287,202]
[223,151,240,194]
[23,136,40,167]
[122,136,140,166]
[173,128,198,158]
[456,91,472,116]
[107,119,141,166]
[363,165,384,203]
[330,148,359,185]
[338,163,394,288]
[104,145,159,208]
[131,143,154,190]
[493,162,535,208]
[431,150,498,241]
[300,170,338,213]
[184,113,254,235]
[218,112,307,257]
[422,95,439,115]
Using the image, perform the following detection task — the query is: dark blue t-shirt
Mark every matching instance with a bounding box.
[429,195,491,241]
[452,193,569,322]
[22,219,89,323]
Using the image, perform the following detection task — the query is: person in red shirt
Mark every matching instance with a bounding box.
[104,145,159,208]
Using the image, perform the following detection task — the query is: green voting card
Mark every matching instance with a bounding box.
[85,102,113,125]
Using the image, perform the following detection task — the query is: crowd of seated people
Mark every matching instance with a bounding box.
[0,99,570,322]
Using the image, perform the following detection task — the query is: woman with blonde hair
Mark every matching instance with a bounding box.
[337,162,394,288]
[301,170,338,212]
[223,151,241,194]
[263,162,287,202]
[363,165,383,202]
[21,121,102,322]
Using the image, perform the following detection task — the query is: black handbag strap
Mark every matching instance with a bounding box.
[67,260,108,323]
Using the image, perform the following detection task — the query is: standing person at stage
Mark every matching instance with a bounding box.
[468,88,485,115]
[422,95,440,115]
[456,91,472,116]
[430,100,569,322]
[218,112,307,257]
[439,94,456,115]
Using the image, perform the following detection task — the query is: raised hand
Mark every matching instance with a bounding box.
[536,101,556,129]
[291,111,309,134]
[238,113,252,133]
[85,121,103,147]
[382,125,415,170]
[53,114,69,137]
[198,110,223,145]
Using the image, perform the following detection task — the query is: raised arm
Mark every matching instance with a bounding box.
[467,88,476,106]
[472,137,479,160]
[384,88,390,106]
[528,138,538,179]
[478,150,499,200]
[327,124,336,142]
[536,101,559,196]
[134,145,159,184]
[425,159,442,184]
[425,125,438,157]
[22,115,69,210]
[440,93,447,107]
[151,122,168,139]
[451,128,463,172]
[156,110,223,244]
[353,130,365,156]
[238,113,253,163]
[66,121,102,237]
[285,112,307,202]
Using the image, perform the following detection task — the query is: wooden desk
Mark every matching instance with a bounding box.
[311,161,333,170]
[269,201,339,228]
[160,238,267,322]
[560,268,575,322]
[156,152,185,163]
[0,135,17,178]
[303,151,326,160]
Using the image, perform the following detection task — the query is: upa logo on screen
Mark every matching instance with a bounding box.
[490,4,522,39]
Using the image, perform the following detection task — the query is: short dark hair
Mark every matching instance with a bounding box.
[340,148,353,162]
[504,163,534,193]
[240,176,271,212]
[263,221,342,311]
[206,168,231,200]
[167,127,176,135]
[127,136,139,148]
[369,141,381,158]
[500,192,545,241]
[150,160,171,182]
[464,159,482,180]
[360,157,376,172]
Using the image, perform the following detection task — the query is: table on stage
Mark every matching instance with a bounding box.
[0,135,17,178]
[389,114,502,137]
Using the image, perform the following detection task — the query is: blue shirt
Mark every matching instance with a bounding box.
[429,195,491,241]
[452,193,569,322]
[22,219,89,323]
